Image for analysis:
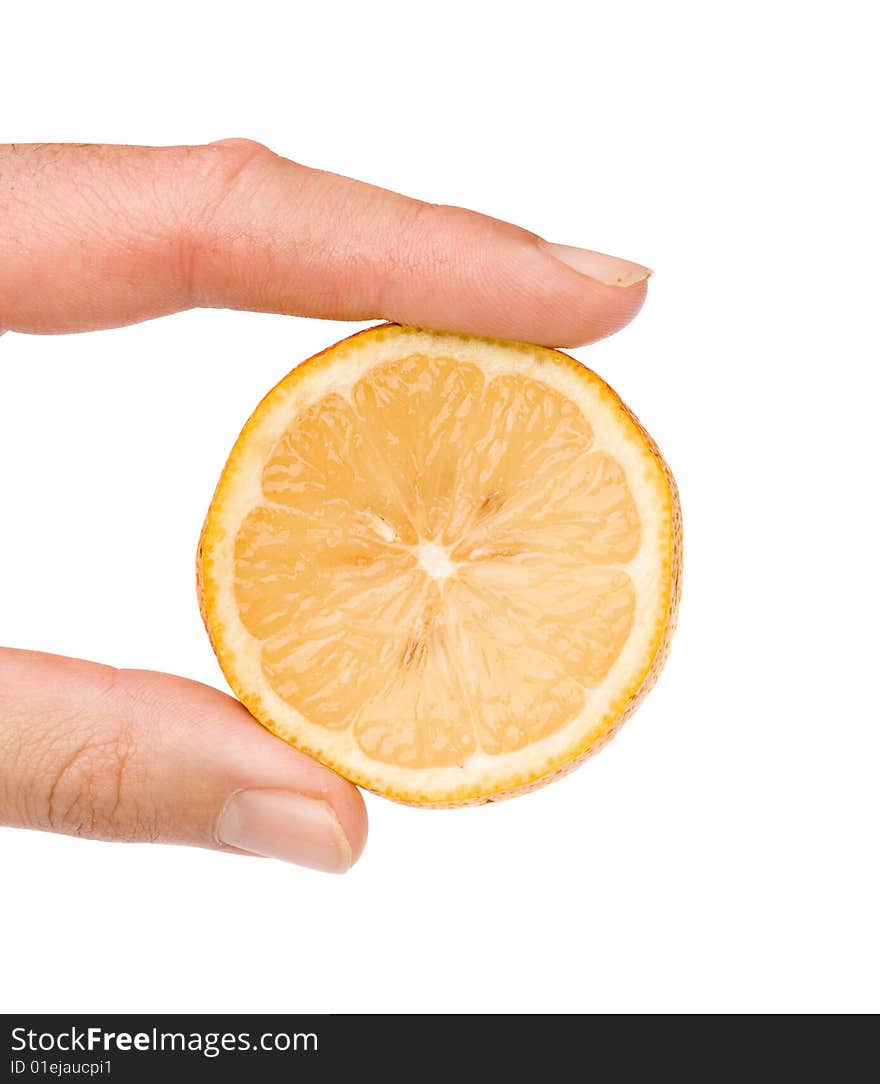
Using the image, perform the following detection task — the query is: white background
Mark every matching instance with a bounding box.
[2,1,878,1014]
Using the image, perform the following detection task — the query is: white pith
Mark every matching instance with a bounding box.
[416,540,456,581]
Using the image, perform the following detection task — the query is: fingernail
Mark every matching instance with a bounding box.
[217,789,353,873]
[539,241,652,288]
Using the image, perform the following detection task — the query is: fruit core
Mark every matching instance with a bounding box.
[417,540,456,581]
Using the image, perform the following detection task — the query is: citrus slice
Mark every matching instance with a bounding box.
[198,324,681,805]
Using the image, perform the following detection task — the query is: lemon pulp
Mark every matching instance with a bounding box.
[232,353,639,770]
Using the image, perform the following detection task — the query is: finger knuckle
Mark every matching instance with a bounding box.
[42,725,143,839]
[0,656,159,841]
[180,138,278,299]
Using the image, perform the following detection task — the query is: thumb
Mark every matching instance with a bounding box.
[0,648,367,874]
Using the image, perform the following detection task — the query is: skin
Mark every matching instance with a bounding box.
[0,139,649,871]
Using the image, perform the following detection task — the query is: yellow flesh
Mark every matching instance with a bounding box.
[232,353,640,770]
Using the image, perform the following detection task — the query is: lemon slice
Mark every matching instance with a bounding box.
[198,325,681,805]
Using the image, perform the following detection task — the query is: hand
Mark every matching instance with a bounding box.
[0,139,650,872]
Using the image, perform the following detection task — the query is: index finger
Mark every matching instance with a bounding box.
[0,140,650,346]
